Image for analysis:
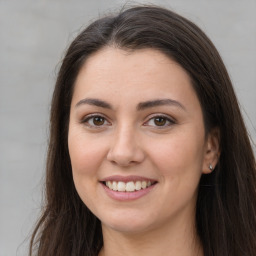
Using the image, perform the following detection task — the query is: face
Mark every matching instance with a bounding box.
[68,47,216,234]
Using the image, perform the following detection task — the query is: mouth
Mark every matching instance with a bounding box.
[101,179,157,192]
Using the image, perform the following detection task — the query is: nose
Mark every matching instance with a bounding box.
[107,126,145,167]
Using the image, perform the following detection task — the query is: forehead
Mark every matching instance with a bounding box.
[72,47,199,110]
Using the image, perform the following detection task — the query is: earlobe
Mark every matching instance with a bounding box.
[202,127,220,174]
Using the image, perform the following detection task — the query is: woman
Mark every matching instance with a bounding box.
[29,5,256,256]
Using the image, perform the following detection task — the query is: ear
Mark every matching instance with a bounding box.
[202,127,220,174]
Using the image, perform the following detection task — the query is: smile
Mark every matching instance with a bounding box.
[100,176,157,201]
[103,180,154,192]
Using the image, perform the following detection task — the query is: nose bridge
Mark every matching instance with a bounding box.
[116,124,136,150]
[107,122,144,166]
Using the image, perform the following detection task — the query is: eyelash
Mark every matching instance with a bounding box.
[144,114,175,128]
[81,114,110,128]
[81,114,175,128]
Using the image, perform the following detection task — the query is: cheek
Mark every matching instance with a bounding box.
[68,130,106,175]
[68,131,107,209]
[147,128,205,185]
[68,130,108,203]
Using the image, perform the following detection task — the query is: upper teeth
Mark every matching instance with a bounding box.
[105,181,152,192]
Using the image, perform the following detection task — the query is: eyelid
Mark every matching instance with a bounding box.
[80,113,111,127]
[80,113,175,128]
[143,113,176,127]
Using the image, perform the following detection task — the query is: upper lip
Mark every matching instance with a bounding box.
[100,175,157,183]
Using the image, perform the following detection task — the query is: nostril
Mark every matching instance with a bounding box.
[106,133,145,166]
[107,148,145,167]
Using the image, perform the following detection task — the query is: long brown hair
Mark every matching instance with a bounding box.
[30,5,256,256]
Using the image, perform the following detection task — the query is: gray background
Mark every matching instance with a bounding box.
[0,0,255,255]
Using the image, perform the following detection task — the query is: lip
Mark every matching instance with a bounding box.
[100,175,158,201]
[100,175,156,183]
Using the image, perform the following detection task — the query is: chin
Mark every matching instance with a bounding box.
[99,209,157,234]
[103,221,151,234]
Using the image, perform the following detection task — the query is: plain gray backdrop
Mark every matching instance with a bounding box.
[0,0,255,255]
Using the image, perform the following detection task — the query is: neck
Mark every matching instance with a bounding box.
[99,215,203,256]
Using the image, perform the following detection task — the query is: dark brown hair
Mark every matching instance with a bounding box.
[30,5,256,256]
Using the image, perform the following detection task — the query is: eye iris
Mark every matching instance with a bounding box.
[154,117,166,126]
[93,116,104,126]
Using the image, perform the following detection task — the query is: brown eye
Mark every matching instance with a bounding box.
[93,116,105,126]
[144,115,175,128]
[82,115,110,128]
[154,117,167,126]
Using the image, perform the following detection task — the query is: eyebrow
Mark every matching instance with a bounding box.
[75,98,185,111]
[75,98,112,109]
[137,99,186,111]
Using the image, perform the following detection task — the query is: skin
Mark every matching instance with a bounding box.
[68,47,219,256]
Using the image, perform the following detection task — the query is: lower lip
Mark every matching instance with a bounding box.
[101,183,157,201]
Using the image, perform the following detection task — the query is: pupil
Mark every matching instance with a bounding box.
[93,116,104,126]
[154,117,166,126]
